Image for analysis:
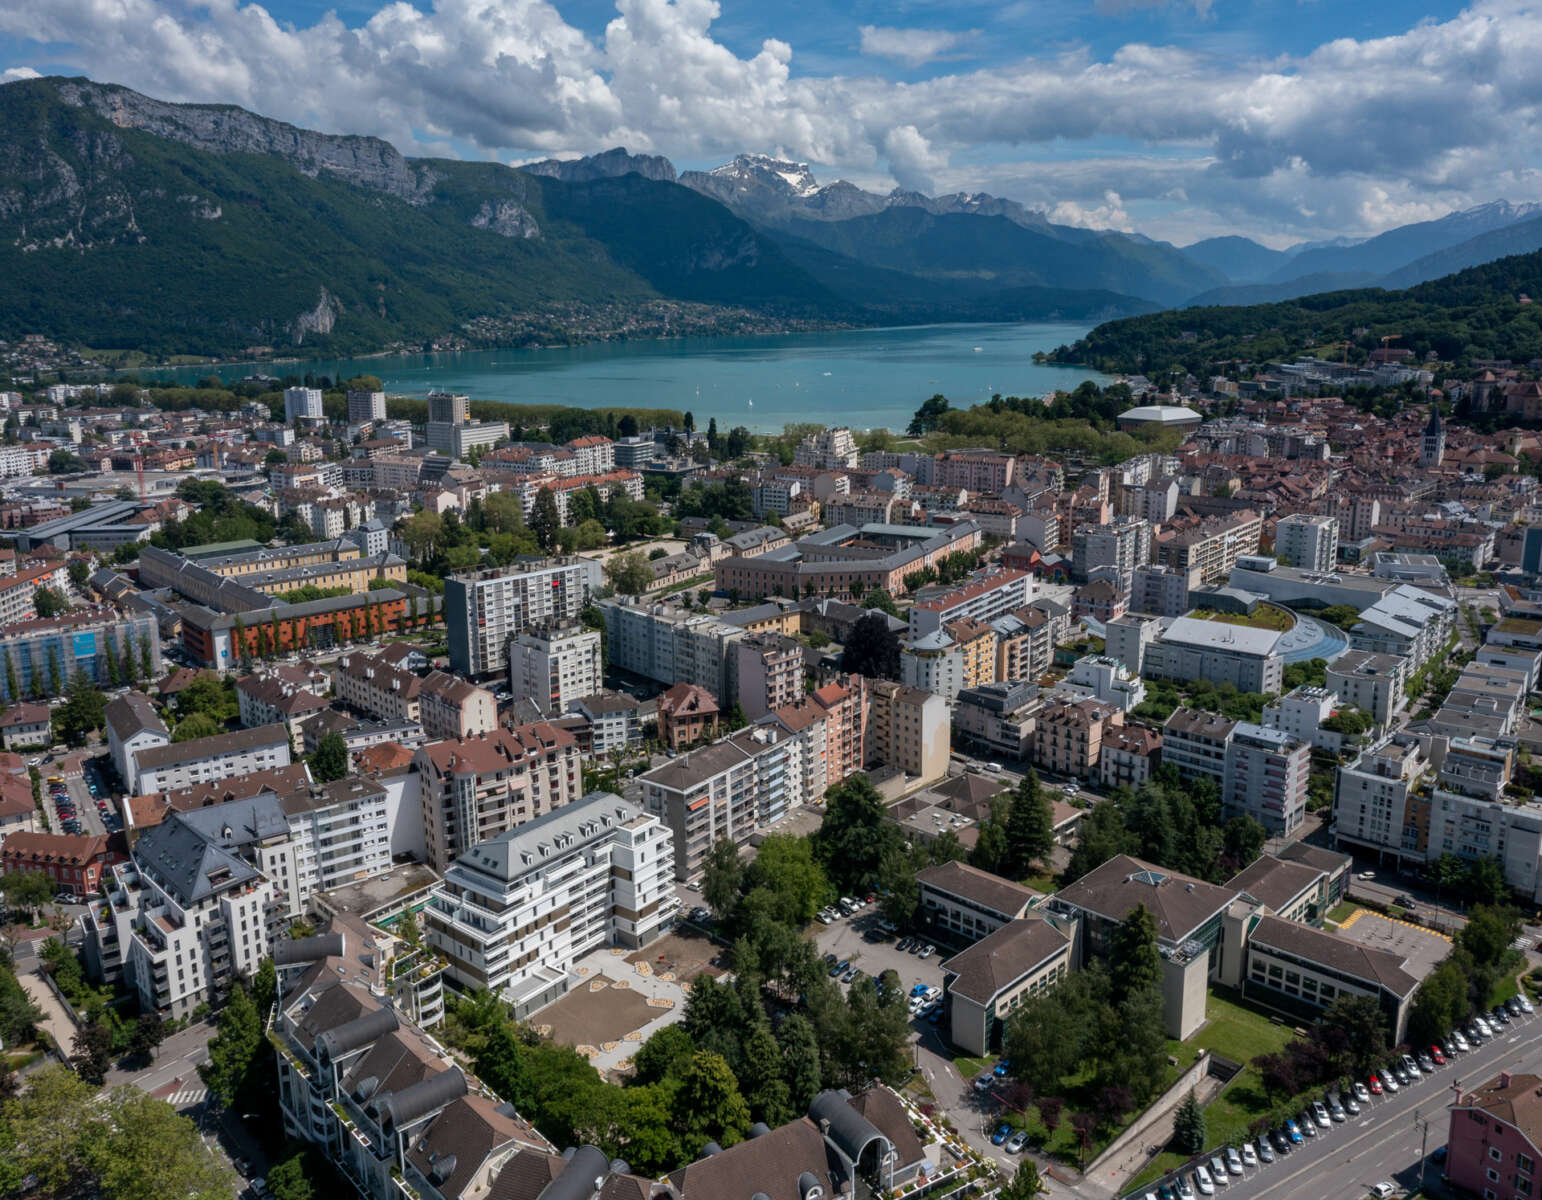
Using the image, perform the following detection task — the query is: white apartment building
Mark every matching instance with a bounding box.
[1143,616,1285,695]
[332,649,422,724]
[1275,513,1340,571]
[283,387,323,423]
[1331,734,1428,863]
[268,778,394,915]
[1349,585,1458,672]
[1223,722,1310,836]
[600,600,744,695]
[1326,650,1409,726]
[507,626,603,715]
[565,435,615,476]
[1262,685,1339,750]
[793,426,859,470]
[445,558,600,678]
[90,812,279,1018]
[640,723,808,880]
[414,722,583,871]
[132,723,292,797]
[1072,517,1152,587]
[1058,653,1147,712]
[345,389,387,422]
[424,792,677,1018]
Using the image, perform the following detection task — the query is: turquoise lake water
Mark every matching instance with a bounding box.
[170,322,1105,434]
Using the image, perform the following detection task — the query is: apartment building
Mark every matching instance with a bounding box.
[1261,685,1339,750]
[417,670,497,739]
[792,426,859,469]
[1348,584,1458,672]
[90,812,279,1017]
[414,722,582,871]
[733,631,803,719]
[283,386,323,422]
[901,628,967,703]
[600,600,744,696]
[1223,722,1310,836]
[331,648,422,725]
[424,791,677,1018]
[1130,562,1196,618]
[812,675,866,783]
[569,691,642,755]
[345,388,386,422]
[932,447,1018,492]
[1143,615,1285,695]
[105,692,170,793]
[0,609,161,701]
[1326,650,1409,726]
[657,682,720,749]
[866,680,950,784]
[991,606,1055,683]
[909,568,1034,637]
[940,917,1073,1056]
[0,560,71,625]
[1034,698,1124,779]
[954,681,1041,760]
[235,673,331,751]
[1072,516,1152,587]
[1162,707,1238,785]
[132,723,292,797]
[1446,1071,1542,1200]
[565,434,615,476]
[1058,654,1146,712]
[506,625,602,715]
[1,831,123,895]
[1331,734,1429,864]
[640,723,809,880]
[1274,513,1340,571]
[444,558,599,678]
[1099,724,1163,791]
[1156,509,1264,583]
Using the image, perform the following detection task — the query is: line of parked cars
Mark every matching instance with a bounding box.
[817,894,875,924]
[1147,1000,1536,1200]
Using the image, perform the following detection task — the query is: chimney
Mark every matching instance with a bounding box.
[1501,1072,1513,1089]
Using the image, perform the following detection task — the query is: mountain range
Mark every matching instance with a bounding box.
[6,75,1542,359]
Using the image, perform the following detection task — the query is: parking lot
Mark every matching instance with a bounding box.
[1334,909,1450,982]
[813,904,946,1006]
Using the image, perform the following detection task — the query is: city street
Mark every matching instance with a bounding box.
[1137,1008,1542,1200]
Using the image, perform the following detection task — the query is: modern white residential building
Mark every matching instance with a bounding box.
[1071,516,1152,588]
[283,386,323,423]
[1274,513,1340,571]
[1223,722,1310,836]
[1162,707,1237,784]
[131,723,292,797]
[1326,650,1409,726]
[599,600,745,695]
[792,426,859,470]
[444,557,600,678]
[1331,734,1429,863]
[640,723,809,880]
[90,811,280,1017]
[506,625,603,715]
[1262,685,1340,750]
[1058,653,1147,712]
[1349,585,1458,672]
[909,568,1034,637]
[424,791,677,1018]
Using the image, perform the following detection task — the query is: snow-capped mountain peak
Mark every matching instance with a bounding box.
[710,154,822,198]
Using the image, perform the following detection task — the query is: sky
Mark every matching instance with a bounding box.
[3,0,1540,246]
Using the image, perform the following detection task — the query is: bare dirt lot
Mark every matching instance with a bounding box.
[626,930,725,985]
[538,981,657,1049]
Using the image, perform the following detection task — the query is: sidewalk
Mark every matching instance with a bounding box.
[17,961,78,1050]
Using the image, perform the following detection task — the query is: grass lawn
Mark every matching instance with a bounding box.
[1189,605,1295,632]
[1022,871,1059,894]
[1326,901,1363,925]
[952,1053,994,1082]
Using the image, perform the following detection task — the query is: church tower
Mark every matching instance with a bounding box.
[1421,404,1445,468]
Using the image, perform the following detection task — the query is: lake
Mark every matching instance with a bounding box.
[168,322,1105,434]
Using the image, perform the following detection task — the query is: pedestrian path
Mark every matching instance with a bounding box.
[153,1077,209,1109]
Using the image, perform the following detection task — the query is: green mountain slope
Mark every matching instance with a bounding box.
[0,77,849,358]
[1040,247,1542,375]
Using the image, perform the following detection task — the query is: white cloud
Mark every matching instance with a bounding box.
[1094,0,1217,16]
[0,65,38,81]
[5,0,1542,240]
[1050,190,1135,232]
[858,25,971,67]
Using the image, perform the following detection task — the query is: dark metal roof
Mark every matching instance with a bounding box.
[274,932,345,967]
[379,1067,467,1132]
[315,1006,400,1063]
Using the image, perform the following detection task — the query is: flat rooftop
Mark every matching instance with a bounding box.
[315,862,439,918]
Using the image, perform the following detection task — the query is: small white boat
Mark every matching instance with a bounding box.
[973,346,983,352]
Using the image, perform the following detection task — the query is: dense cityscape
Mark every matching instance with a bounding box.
[0,353,1537,1200]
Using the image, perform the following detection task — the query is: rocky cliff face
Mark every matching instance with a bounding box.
[471,198,541,239]
[522,147,677,184]
[55,78,441,203]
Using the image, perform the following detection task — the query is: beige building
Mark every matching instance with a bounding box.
[940,917,1073,1055]
[418,670,497,739]
[332,648,422,725]
[866,680,949,784]
[506,625,602,716]
[917,860,1036,944]
[1034,698,1124,779]
[734,631,804,719]
[414,722,583,871]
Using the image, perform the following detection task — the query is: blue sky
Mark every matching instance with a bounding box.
[0,0,1533,245]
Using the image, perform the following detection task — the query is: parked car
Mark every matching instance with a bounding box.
[1224,1145,1243,1175]
[896,936,913,952]
[1006,1131,1029,1154]
[1174,1175,1194,1199]
[1475,1015,1495,1037]
[1192,1167,1214,1197]
[1507,996,1527,1017]
[817,911,835,925]
[1370,1184,1396,1199]
[1310,1101,1330,1128]
[1207,1155,1230,1185]
[1240,1142,1257,1168]
[829,959,849,977]
[1284,1118,1303,1144]
[993,1058,1010,1077]
[1270,1128,1290,1154]
[1256,1136,1274,1164]
[1390,1064,1410,1088]
[1492,1005,1512,1026]
[1417,1053,1435,1074]
[1517,994,1536,1015]
[1400,1053,1421,1077]
[1298,1112,1317,1138]
[991,1123,1012,1146]
[1326,1095,1346,1122]
[1353,1081,1372,1103]
[973,1075,993,1093]
[1343,1093,1361,1116]
[918,944,935,959]
[1430,1044,1447,1065]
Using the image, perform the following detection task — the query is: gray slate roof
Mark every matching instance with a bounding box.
[133,812,261,906]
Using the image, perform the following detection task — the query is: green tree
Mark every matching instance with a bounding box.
[677,1051,751,1151]
[1466,856,1511,905]
[1000,1161,1048,1199]
[603,550,654,596]
[200,984,261,1107]
[813,774,901,894]
[1,870,54,920]
[1222,815,1267,870]
[1062,800,1136,885]
[67,559,91,588]
[1003,771,1054,878]
[32,586,68,619]
[632,1024,697,1086]
[176,674,238,722]
[861,588,899,617]
[473,1018,535,1114]
[1171,1088,1206,1155]
[743,834,827,925]
[127,1012,165,1065]
[54,672,106,742]
[1108,904,1161,1004]
[970,802,1009,875]
[1005,985,1088,1096]
[739,1024,792,1126]
[1408,958,1470,1046]
[46,647,61,696]
[701,839,744,922]
[1318,993,1388,1076]
[841,614,901,680]
[172,712,222,742]
[4,653,17,702]
[777,1013,823,1110]
[71,1021,112,1085]
[88,1086,237,1200]
[1458,904,1523,968]
[529,487,561,554]
[3,1065,97,1193]
[264,1152,316,1200]
[309,732,349,783]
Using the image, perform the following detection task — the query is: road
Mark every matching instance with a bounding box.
[106,1020,216,1109]
[1136,1007,1542,1200]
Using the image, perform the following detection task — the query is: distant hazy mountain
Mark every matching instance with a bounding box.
[1184,271,1381,308]
[521,148,677,184]
[1181,236,1295,283]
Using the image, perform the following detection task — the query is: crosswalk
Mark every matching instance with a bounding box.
[153,1081,209,1108]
